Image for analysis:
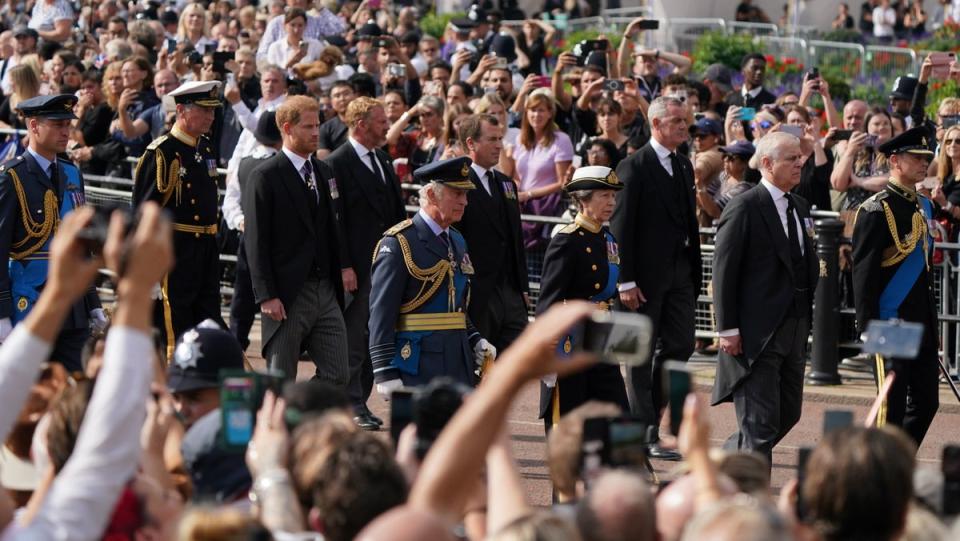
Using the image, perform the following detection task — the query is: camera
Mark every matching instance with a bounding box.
[387,63,406,78]
[76,203,134,256]
[572,39,607,65]
[389,377,471,459]
[576,310,653,367]
[602,79,625,93]
[580,416,653,475]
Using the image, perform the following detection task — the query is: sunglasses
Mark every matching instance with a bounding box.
[946,138,960,145]
[722,154,743,162]
[750,120,774,130]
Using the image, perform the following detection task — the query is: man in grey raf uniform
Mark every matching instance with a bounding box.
[368,156,497,396]
[0,94,104,371]
[133,80,226,359]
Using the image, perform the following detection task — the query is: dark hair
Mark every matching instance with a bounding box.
[349,72,376,98]
[284,7,307,23]
[46,379,96,474]
[428,59,452,73]
[586,137,621,169]
[307,433,407,541]
[741,52,766,69]
[458,113,499,148]
[595,97,623,117]
[449,80,473,99]
[82,68,103,85]
[688,80,710,106]
[804,427,916,541]
[663,73,687,88]
[282,381,351,431]
[330,79,353,93]
[383,89,406,105]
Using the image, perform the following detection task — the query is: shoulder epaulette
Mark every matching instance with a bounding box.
[0,155,26,174]
[384,219,413,236]
[859,192,888,213]
[557,222,579,235]
[146,135,169,151]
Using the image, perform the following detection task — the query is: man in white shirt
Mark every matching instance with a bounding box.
[873,0,897,41]
[711,132,818,469]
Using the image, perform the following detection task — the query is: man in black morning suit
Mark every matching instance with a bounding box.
[610,95,701,460]
[325,96,405,430]
[711,132,819,468]
[456,114,528,353]
[243,95,348,384]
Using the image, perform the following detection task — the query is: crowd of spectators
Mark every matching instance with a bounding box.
[1,0,960,539]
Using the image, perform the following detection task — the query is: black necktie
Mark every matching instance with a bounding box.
[484,171,494,196]
[368,150,384,184]
[439,231,453,260]
[668,152,679,177]
[785,194,802,261]
[301,161,318,203]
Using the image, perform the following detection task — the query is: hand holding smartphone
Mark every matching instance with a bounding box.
[664,361,691,437]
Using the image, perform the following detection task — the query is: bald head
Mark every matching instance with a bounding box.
[577,470,656,541]
[356,506,456,541]
[843,99,868,131]
[657,473,739,541]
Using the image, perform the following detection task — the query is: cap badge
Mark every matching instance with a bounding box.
[461,162,470,177]
[174,329,203,369]
[607,171,620,185]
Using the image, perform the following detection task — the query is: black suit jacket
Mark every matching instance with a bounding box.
[711,183,819,404]
[456,167,528,312]
[242,151,344,311]
[324,142,406,286]
[724,87,778,109]
[610,142,702,298]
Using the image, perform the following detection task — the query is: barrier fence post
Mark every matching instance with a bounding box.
[808,219,844,385]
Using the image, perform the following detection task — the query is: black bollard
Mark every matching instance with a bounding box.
[808,219,844,385]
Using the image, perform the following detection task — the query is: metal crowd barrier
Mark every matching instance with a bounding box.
[865,45,919,83]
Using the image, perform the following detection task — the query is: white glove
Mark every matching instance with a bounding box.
[541,373,558,388]
[89,308,108,333]
[473,339,497,367]
[376,378,403,400]
[0,317,11,343]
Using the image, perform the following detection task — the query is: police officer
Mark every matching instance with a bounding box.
[133,81,225,359]
[537,166,631,431]
[853,126,939,446]
[0,94,104,371]
[368,157,496,395]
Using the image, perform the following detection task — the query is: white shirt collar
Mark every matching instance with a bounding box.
[743,85,763,99]
[418,208,447,236]
[282,146,309,175]
[470,162,490,180]
[348,136,372,159]
[760,177,787,201]
[649,137,674,160]
[258,93,286,112]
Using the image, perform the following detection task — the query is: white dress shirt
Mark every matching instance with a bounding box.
[266,37,325,75]
[741,85,763,101]
[1,326,153,541]
[348,137,382,181]
[256,9,347,60]
[282,146,310,181]
[222,144,278,230]
[471,163,493,195]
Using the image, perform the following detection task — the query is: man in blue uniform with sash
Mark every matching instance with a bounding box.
[0,94,104,371]
[368,156,497,396]
[853,126,939,446]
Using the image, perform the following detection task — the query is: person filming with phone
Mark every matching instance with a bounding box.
[712,131,819,469]
[266,8,323,75]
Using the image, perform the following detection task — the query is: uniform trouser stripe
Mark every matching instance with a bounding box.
[161,275,175,362]
[875,354,887,426]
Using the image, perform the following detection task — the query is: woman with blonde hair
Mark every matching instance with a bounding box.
[440,102,472,158]
[0,64,40,130]
[933,125,960,223]
[177,3,216,53]
[502,90,573,256]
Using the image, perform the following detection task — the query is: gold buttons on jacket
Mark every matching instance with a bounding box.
[594,283,601,290]
[586,247,592,253]
[592,264,597,271]
[194,215,200,221]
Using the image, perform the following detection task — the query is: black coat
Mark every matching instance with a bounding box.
[711,183,819,404]
[456,167,528,313]
[724,87,778,109]
[610,142,702,298]
[242,151,344,312]
[324,142,405,285]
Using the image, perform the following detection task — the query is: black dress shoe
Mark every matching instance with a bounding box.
[353,414,380,431]
[360,405,384,426]
[647,443,682,461]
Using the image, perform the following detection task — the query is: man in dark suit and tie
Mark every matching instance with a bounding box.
[611,95,702,460]
[724,53,777,109]
[325,96,406,430]
[711,131,819,467]
[456,114,528,353]
[243,95,348,384]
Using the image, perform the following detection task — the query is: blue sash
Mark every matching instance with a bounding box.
[10,163,84,322]
[878,197,932,320]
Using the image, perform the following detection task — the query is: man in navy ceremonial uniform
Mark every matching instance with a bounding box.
[0,94,104,371]
[852,126,940,446]
[133,81,226,359]
[368,156,497,396]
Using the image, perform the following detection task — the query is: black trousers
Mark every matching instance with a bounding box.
[155,234,226,358]
[471,279,528,353]
[228,238,257,351]
[344,279,374,410]
[873,339,940,446]
[626,256,696,432]
[542,363,630,432]
[726,315,809,468]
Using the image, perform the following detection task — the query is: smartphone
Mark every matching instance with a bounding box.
[637,19,660,30]
[390,388,414,445]
[943,445,960,515]
[76,204,133,255]
[583,39,608,52]
[861,319,924,358]
[602,79,625,92]
[780,124,804,138]
[822,409,853,434]
[664,361,691,437]
[536,75,551,87]
[831,129,853,141]
[220,375,257,450]
[807,66,820,91]
[864,134,879,148]
[796,447,813,521]
[166,38,177,54]
[930,52,956,80]
[943,115,960,129]
[388,63,405,77]
[580,417,608,483]
[226,72,236,88]
[739,107,756,121]
[212,50,233,73]
[578,311,653,366]
[606,416,649,467]
[368,0,381,8]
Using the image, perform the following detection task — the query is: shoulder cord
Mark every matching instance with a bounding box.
[147,150,182,207]
[880,200,928,268]
[394,233,454,314]
[8,169,58,260]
